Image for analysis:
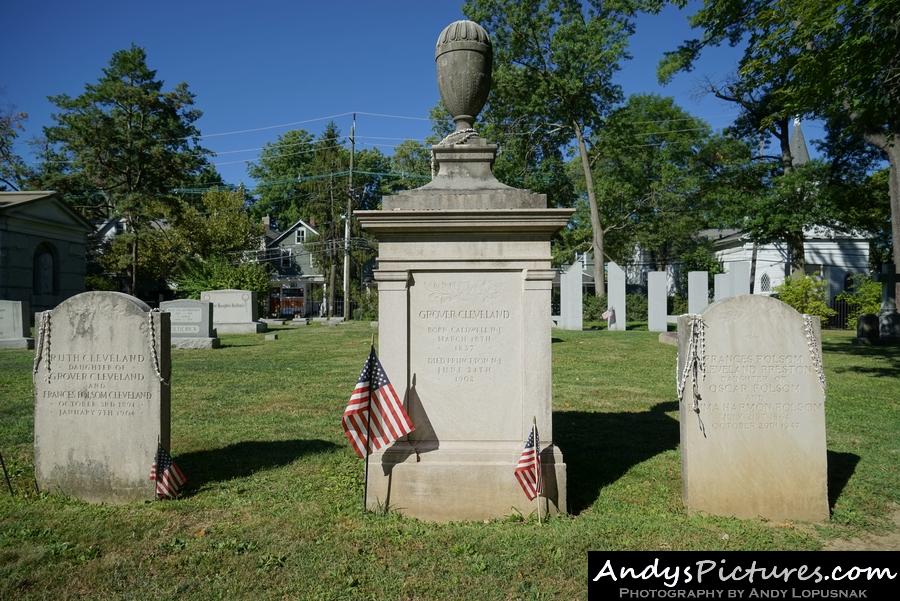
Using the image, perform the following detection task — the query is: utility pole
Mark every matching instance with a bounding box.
[343,113,355,320]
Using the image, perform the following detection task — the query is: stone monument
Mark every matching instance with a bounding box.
[606,261,626,331]
[0,299,33,349]
[878,264,900,342]
[713,272,731,302]
[647,272,667,332]
[676,295,828,521]
[687,271,708,315]
[160,299,220,349]
[558,260,583,331]
[200,289,266,334]
[356,20,573,521]
[731,261,752,296]
[33,291,171,502]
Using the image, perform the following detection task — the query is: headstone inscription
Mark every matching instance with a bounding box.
[0,299,33,349]
[676,295,828,521]
[606,261,626,331]
[355,20,573,521]
[199,289,266,334]
[160,299,219,349]
[713,273,731,302]
[33,291,171,502]
[647,271,667,332]
[687,271,708,315]
[558,260,583,331]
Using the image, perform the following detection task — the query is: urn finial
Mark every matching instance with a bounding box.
[435,20,492,132]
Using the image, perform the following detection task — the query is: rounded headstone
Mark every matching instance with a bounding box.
[856,313,879,344]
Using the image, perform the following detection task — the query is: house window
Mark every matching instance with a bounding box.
[760,273,771,293]
[33,243,58,295]
[280,248,293,269]
[295,228,306,245]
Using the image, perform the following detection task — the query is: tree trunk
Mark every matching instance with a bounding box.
[865,132,900,310]
[574,121,605,297]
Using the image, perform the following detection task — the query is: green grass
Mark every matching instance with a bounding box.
[1,324,898,600]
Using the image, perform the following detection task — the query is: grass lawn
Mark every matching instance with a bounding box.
[1,323,898,600]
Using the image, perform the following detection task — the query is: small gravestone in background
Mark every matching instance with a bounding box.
[33,291,171,503]
[878,264,900,342]
[731,261,752,296]
[647,271,667,332]
[200,289,266,334]
[714,273,731,302]
[676,295,828,521]
[606,261,626,331]
[687,271,708,315]
[558,260,583,331]
[160,299,220,349]
[0,300,33,349]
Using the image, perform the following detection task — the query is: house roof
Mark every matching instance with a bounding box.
[0,190,93,230]
[267,218,320,247]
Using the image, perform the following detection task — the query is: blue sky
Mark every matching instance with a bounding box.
[1,1,822,187]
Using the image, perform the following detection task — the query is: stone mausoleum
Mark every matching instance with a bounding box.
[357,20,573,521]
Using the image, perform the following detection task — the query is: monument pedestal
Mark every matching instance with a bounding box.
[359,203,572,521]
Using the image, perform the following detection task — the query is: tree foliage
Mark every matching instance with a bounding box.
[0,106,30,190]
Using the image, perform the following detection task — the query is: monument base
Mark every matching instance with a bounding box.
[171,337,220,349]
[0,337,34,349]
[215,322,266,334]
[365,442,567,522]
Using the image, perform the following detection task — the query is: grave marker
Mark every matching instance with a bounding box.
[647,271,667,332]
[607,261,626,331]
[160,299,220,349]
[0,300,33,349]
[200,289,266,334]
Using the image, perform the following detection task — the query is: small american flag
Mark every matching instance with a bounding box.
[150,444,186,499]
[514,424,542,500]
[342,346,414,458]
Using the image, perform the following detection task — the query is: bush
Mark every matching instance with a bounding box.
[669,295,688,316]
[772,275,836,323]
[626,293,648,322]
[836,274,881,328]
[352,287,378,321]
[583,293,606,322]
[172,257,271,301]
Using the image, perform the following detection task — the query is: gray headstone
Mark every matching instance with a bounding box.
[647,271,667,332]
[714,273,731,302]
[731,262,752,296]
[200,289,266,334]
[606,261,626,331]
[0,299,33,349]
[677,295,828,521]
[856,314,879,344]
[558,260,583,331]
[878,265,900,341]
[687,271,708,315]
[160,299,220,349]
[33,291,171,503]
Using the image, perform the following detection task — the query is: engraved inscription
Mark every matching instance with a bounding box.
[42,353,150,419]
[703,353,821,431]
[169,308,201,323]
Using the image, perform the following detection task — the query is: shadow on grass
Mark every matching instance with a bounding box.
[821,340,900,378]
[177,439,339,494]
[554,401,679,514]
[827,450,860,512]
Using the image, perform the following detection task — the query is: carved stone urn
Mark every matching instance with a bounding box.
[435,20,492,132]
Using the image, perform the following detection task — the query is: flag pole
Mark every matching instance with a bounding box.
[533,416,542,525]
[362,333,375,513]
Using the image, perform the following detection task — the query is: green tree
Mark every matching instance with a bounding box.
[177,186,262,259]
[464,0,662,295]
[35,45,210,295]
[0,106,31,190]
[247,128,317,226]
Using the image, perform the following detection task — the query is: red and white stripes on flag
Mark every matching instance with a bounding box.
[514,423,542,500]
[342,346,414,458]
[150,444,186,499]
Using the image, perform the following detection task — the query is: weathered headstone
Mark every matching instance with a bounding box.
[355,20,572,521]
[647,271,667,332]
[200,289,266,334]
[856,314,879,344]
[607,261,626,331]
[558,260,583,331]
[731,261,752,296]
[677,295,828,521]
[160,299,219,349]
[0,299,33,349]
[33,291,171,503]
[878,264,900,342]
[714,273,731,302]
[687,271,708,315]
